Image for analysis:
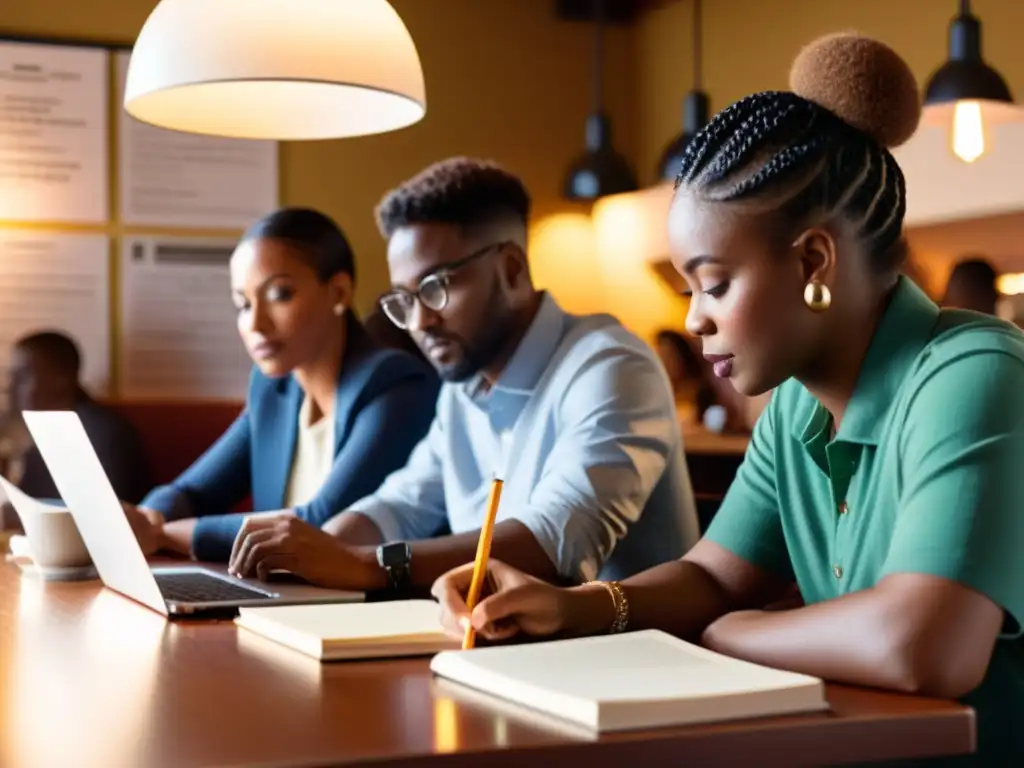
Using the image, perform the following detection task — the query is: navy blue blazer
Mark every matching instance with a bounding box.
[141,320,439,561]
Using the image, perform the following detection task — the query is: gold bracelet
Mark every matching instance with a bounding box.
[586,580,629,634]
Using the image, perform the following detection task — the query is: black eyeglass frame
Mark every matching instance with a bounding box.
[378,241,511,329]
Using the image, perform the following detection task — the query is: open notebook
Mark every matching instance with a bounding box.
[430,629,828,732]
[234,600,459,661]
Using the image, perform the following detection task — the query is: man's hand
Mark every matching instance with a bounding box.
[121,502,166,556]
[228,516,383,589]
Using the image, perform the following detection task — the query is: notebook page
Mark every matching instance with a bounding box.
[432,630,821,701]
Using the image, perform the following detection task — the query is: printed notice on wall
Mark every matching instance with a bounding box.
[0,230,110,401]
[115,51,279,229]
[119,237,251,400]
[0,41,109,223]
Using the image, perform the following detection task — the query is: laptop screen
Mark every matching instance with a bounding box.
[21,410,168,614]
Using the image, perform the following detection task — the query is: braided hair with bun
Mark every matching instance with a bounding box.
[674,33,921,273]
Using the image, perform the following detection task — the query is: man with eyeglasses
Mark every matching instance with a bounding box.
[228,157,700,595]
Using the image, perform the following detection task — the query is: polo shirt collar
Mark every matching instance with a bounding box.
[795,276,939,447]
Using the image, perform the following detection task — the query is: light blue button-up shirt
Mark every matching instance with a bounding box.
[348,292,700,582]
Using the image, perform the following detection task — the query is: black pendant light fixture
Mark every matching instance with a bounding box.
[563,0,637,201]
[657,0,709,182]
[923,0,1016,163]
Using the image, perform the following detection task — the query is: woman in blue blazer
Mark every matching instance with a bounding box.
[123,208,439,562]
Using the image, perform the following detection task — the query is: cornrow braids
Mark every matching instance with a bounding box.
[674,91,907,272]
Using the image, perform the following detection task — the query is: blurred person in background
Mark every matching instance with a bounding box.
[942,257,1000,316]
[656,328,766,432]
[0,331,150,519]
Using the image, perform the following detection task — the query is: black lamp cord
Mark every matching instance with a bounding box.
[693,0,702,90]
[592,0,605,114]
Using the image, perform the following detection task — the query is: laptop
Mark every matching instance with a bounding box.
[20,410,364,617]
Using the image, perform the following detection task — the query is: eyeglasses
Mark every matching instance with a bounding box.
[379,242,508,329]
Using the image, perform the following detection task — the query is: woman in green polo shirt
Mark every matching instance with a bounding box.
[432,32,1024,765]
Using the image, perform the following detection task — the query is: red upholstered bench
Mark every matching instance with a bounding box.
[103,400,249,511]
[105,399,243,484]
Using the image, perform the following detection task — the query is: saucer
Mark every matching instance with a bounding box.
[5,535,98,582]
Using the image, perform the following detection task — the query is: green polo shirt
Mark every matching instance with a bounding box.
[707,277,1024,765]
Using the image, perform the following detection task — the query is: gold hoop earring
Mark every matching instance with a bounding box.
[333,303,345,316]
[803,280,831,312]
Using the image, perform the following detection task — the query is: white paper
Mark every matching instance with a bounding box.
[0,41,109,223]
[115,51,279,229]
[119,236,251,399]
[0,230,110,402]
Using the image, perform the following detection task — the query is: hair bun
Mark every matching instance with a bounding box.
[788,32,921,149]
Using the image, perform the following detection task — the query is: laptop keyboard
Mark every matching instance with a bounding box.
[154,572,274,603]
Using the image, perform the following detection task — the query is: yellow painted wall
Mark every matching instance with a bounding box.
[0,0,638,318]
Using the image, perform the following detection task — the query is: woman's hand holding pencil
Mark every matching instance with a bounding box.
[431,558,572,643]
[432,475,617,646]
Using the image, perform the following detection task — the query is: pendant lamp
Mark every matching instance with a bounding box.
[124,0,426,141]
[923,0,1016,163]
[657,0,709,182]
[563,0,637,201]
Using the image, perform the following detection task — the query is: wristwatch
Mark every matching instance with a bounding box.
[376,541,412,596]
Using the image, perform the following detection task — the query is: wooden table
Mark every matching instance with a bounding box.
[682,425,751,456]
[0,564,974,767]
[682,425,749,496]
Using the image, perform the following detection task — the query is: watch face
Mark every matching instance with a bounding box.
[379,542,411,568]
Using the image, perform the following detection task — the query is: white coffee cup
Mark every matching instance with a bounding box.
[0,476,91,569]
[19,504,91,568]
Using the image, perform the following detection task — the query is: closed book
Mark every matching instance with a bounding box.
[429,629,828,731]
[235,600,458,661]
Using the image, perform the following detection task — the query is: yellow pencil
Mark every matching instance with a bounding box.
[462,477,504,650]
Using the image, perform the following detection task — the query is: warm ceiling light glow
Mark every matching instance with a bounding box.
[591,184,673,263]
[124,0,426,141]
[591,185,688,343]
[996,273,1024,295]
[528,212,605,315]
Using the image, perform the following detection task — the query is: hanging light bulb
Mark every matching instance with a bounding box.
[923,0,1016,164]
[952,101,985,162]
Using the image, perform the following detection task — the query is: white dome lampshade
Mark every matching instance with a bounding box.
[124,0,426,141]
